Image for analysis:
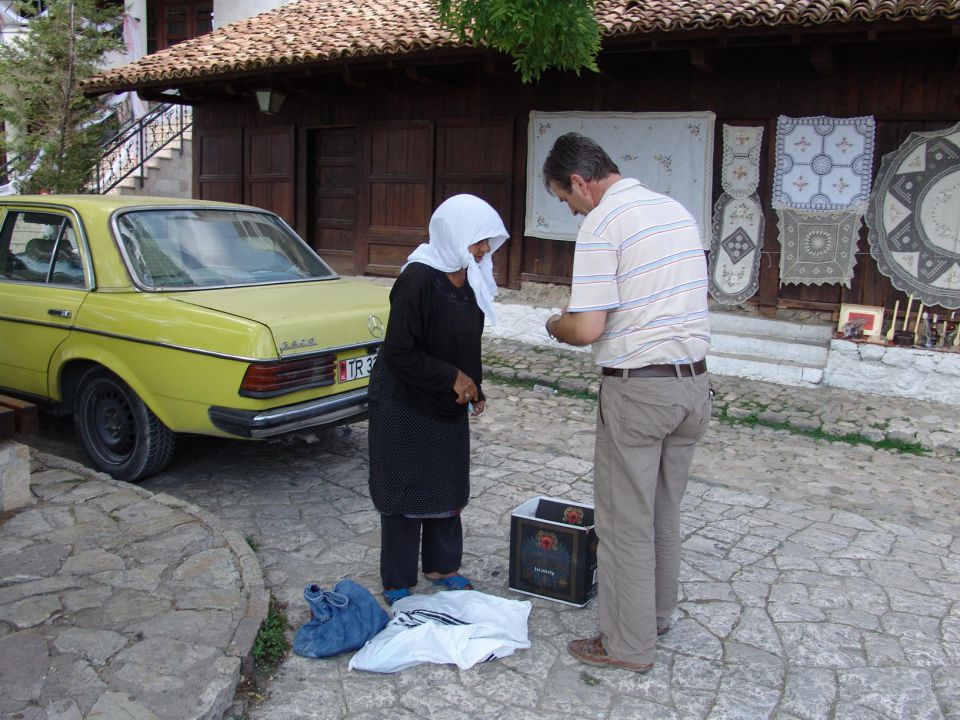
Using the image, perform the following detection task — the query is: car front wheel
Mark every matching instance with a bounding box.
[74,368,176,482]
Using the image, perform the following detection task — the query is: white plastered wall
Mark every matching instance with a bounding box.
[213,0,297,28]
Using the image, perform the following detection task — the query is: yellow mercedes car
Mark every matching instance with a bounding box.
[0,195,389,481]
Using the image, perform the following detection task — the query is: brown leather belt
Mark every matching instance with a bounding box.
[602,359,708,378]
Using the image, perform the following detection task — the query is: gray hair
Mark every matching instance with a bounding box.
[542,132,620,193]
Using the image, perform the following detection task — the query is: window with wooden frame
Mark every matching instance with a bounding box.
[146,0,212,54]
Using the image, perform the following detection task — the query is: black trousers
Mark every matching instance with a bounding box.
[380,513,463,590]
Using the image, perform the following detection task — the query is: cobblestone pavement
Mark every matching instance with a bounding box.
[133,328,959,719]
[7,298,960,719]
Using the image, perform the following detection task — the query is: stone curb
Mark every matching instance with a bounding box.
[28,450,270,716]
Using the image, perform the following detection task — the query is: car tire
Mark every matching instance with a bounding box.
[74,367,176,482]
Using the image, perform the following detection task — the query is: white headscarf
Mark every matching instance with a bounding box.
[403,194,509,324]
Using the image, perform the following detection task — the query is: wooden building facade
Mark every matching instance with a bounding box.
[89,2,960,317]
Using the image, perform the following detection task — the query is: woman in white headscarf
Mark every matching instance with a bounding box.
[367,194,508,606]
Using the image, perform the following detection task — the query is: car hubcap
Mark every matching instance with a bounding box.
[90,385,134,461]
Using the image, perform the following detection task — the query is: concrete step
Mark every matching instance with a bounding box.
[710,311,834,343]
[710,331,829,367]
[708,311,833,386]
[707,349,825,387]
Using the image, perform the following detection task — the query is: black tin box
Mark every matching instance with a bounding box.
[509,496,598,607]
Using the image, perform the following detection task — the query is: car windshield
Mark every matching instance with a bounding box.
[114,208,336,290]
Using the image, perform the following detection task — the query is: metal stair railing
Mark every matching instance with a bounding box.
[91,102,193,195]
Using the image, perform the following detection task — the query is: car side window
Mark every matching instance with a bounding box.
[0,210,84,286]
[51,225,85,286]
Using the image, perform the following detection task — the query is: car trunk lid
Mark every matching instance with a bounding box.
[166,280,389,357]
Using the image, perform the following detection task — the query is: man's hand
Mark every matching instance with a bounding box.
[452,369,479,405]
[546,313,562,340]
[545,309,608,346]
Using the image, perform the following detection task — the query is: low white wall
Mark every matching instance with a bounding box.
[823,339,960,405]
[214,0,295,28]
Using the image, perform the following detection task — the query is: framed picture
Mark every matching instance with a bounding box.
[837,304,885,337]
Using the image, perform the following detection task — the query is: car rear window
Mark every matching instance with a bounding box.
[114,208,337,290]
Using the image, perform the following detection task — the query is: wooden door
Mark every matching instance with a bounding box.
[359,121,434,275]
[307,127,360,274]
[435,118,514,286]
[246,126,295,226]
[194,128,242,203]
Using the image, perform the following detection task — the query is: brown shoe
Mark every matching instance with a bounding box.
[567,635,653,673]
[657,624,670,636]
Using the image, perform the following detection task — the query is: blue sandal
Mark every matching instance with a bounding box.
[383,588,411,606]
[431,574,473,590]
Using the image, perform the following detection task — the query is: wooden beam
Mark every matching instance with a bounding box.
[404,65,447,86]
[135,89,198,105]
[810,44,837,76]
[690,47,719,77]
[481,57,516,81]
[341,65,367,87]
[0,394,38,434]
[0,407,14,440]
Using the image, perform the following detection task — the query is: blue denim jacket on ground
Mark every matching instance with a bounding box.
[293,579,389,658]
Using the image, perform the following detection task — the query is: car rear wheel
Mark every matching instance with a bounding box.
[74,367,176,482]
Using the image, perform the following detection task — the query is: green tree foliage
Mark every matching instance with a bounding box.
[437,0,602,83]
[0,0,123,193]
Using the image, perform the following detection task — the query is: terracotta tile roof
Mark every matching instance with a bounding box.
[84,0,960,92]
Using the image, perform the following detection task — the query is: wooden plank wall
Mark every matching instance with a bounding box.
[193,34,960,316]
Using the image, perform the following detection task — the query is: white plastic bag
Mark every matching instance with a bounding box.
[348,590,531,673]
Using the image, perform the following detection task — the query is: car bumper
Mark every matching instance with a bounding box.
[208,387,368,439]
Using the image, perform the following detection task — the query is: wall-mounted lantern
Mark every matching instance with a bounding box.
[254,89,285,115]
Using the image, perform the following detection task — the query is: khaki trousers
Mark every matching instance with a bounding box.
[594,372,711,665]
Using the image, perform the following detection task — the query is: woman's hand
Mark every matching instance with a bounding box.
[470,399,485,416]
[452,369,479,405]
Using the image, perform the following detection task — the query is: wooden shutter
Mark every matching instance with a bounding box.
[246,126,295,226]
[435,118,514,286]
[359,121,434,275]
[195,128,242,203]
[307,127,360,274]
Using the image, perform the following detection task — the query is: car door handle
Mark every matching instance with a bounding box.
[48,308,72,318]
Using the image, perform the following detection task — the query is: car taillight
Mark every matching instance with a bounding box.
[239,354,337,398]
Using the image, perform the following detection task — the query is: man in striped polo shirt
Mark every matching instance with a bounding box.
[543,132,711,673]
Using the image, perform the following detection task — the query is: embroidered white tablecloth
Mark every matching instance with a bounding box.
[777,206,862,287]
[709,193,766,303]
[772,115,875,211]
[709,125,767,304]
[525,111,715,247]
[722,124,763,199]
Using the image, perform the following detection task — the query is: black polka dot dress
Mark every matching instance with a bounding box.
[367,263,483,517]
[367,358,470,516]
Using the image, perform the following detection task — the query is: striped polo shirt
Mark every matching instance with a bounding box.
[568,178,710,369]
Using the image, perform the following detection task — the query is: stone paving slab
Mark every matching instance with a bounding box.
[0,455,268,720]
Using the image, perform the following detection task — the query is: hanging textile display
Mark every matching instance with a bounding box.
[866,122,960,310]
[777,207,862,287]
[709,194,766,303]
[772,115,876,286]
[525,111,716,248]
[772,115,876,211]
[709,125,765,304]
[721,125,764,198]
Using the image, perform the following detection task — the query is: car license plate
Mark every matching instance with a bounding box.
[339,353,376,383]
